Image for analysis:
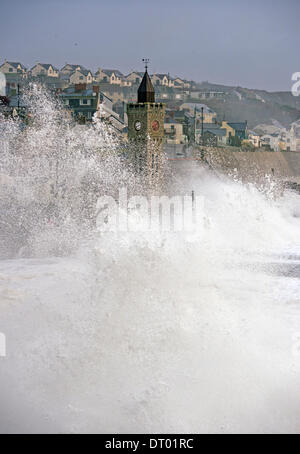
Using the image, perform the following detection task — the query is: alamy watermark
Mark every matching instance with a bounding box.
[291,73,300,97]
[0,332,6,357]
[95,188,205,233]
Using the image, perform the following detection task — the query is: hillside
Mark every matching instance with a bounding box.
[189,82,300,129]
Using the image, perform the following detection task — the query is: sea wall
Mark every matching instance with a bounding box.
[192,146,300,183]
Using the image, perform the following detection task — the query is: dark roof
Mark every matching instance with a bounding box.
[61,86,95,96]
[203,128,226,137]
[227,122,247,131]
[202,122,220,129]
[34,63,59,71]
[126,71,143,78]
[3,61,26,70]
[138,70,155,103]
[154,73,169,79]
[71,69,92,76]
[101,69,123,77]
[61,64,86,71]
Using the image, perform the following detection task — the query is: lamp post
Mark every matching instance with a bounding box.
[194,106,197,144]
[201,106,204,145]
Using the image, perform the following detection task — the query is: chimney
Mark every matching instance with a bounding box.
[75,83,86,92]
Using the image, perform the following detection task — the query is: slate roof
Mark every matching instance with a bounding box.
[227,122,247,131]
[3,61,26,70]
[61,86,96,97]
[70,69,92,77]
[202,122,221,129]
[35,63,59,71]
[101,69,123,77]
[153,73,169,79]
[138,70,155,103]
[126,71,144,78]
[62,64,87,71]
[203,128,226,137]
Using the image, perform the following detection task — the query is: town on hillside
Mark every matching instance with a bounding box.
[0,60,299,152]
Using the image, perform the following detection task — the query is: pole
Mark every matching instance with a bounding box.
[201,106,204,144]
[194,106,196,144]
[17,83,20,111]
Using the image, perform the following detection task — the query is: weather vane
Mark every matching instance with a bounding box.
[142,58,150,71]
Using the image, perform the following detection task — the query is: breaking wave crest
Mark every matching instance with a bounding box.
[1,86,300,433]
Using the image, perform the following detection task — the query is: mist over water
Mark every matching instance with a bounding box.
[1,86,300,433]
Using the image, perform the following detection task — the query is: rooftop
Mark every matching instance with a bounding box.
[138,70,155,103]
[2,61,27,70]
[33,63,59,71]
[227,122,248,131]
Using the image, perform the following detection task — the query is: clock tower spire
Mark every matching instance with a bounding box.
[127,59,165,187]
[138,59,155,103]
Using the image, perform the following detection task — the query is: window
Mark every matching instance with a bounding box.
[79,99,91,106]
[80,76,83,80]
[9,68,13,72]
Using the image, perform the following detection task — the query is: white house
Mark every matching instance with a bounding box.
[248,131,261,148]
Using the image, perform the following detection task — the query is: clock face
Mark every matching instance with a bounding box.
[135,120,142,131]
[152,120,159,132]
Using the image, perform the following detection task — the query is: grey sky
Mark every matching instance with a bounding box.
[0,0,299,91]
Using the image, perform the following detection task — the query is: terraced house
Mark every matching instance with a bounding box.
[0,61,27,76]
[69,69,93,84]
[95,68,123,85]
[221,121,248,143]
[125,71,144,85]
[60,84,99,122]
[152,73,175,87]
[60,84,124,131]
[60,64,87,75]
[30,63,59,78]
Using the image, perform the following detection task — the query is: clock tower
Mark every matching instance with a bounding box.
[127,60,165,186]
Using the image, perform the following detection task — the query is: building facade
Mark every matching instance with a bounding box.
[0,61,27,75]
[69,69,93,85]
[30,63,59,78]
